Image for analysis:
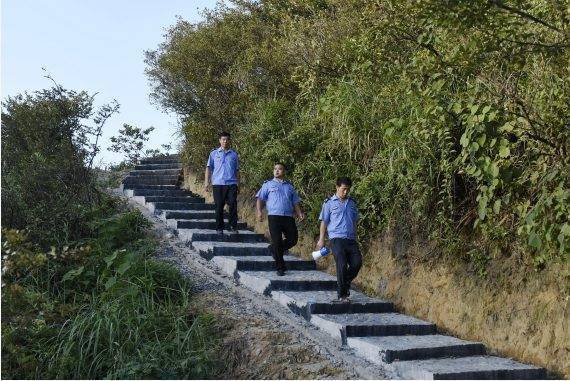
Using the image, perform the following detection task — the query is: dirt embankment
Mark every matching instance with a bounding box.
[184,169,569,378]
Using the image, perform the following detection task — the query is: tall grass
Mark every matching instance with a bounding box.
[2,204,220,379]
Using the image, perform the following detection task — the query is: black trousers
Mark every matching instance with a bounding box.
[268,215,298,271]
[330,238,362,298]
[212,184,238,231]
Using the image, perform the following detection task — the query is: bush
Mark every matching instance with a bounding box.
[145,0,569,268]
[1,207,219,379]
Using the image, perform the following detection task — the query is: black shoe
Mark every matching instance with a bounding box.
[228,227,239,234]
[332,295,351,304]
[216,229,224,235]
[277,269,286,276]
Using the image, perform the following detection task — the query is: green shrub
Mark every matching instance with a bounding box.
[146,0,569,268]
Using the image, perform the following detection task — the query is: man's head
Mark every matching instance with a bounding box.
[219,131,231,149]
[273,163,286,179]
[335,177,352,200]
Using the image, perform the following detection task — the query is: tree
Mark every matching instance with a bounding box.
[107,124,155,164]
[1,85,119,245]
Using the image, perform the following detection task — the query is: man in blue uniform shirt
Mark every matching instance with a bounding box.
[204,132,240,234]
[256,163,305,276]
[317,177,362,302]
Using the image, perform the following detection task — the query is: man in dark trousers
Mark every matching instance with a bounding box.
[204,132,240,234]
[256,163,305,276]
[317,177,362,303]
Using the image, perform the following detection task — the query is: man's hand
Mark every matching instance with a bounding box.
[316,238,325,250]
[204,183,211,193]
[296,211,305,222]
[257,210,264,222]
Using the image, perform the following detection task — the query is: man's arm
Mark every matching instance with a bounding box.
[256,198,265,222]
[317,221,327,249]
[204,167,211,192]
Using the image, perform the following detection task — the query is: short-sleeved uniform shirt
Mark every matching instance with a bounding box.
[318,194,359,240]
[206,147,239,185]
[255,178,301,217]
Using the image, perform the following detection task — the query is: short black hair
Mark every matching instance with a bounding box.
[336,177,352,187]
[274,162,287,170]
[219,131,231,138]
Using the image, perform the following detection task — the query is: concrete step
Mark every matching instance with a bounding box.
[139,157,180,164]
[124,184,179,190]
[129,168,182,176]
[392,355,546,380]
[174,219,248,230]
[348,335,485,364]
[150,202,215,211]
[148,203,214,214]
[236,270,338,295]
[144,196,205,203]
[123,178,179,186]
[309,313,436,342]
[135,163,182,170]
[162,210,220,220]
[124,174,180,181]
[178,229,264,243]
[271,290,394,319]
[192,241,270,259]
[212,255,316,275]
[133,189,193,197]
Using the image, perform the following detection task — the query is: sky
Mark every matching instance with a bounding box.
[1,0,218,166]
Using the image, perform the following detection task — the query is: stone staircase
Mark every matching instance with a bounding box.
[121,155,546,380]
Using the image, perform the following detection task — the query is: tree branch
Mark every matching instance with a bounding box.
[489,1,563,34]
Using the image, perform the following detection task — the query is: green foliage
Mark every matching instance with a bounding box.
[146,0,569,268]
[107,123,156,165]
[1,85,120,246]
[1,206,219,379]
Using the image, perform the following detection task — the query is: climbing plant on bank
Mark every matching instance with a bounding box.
[145,0,569,269]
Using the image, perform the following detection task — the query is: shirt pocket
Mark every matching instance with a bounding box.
[331,206,342,217]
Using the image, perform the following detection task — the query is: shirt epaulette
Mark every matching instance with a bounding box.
[263,179,269,183]
[323,197,330,204]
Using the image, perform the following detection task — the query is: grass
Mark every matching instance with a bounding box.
[1,198,220,379]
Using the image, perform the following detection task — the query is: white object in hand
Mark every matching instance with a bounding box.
[311,247,331,260]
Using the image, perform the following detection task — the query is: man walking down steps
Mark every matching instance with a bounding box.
[204,131,240,234]
[317,177,362,303]
[256,163,305,276]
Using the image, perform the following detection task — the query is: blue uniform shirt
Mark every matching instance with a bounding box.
[255,178,301,217]
[206,148,239,185]
[319,194,359,240]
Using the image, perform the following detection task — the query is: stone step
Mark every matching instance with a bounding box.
[139,157,180,164]
[212,255,316,275]
[162,210,220,220]
[309,313,436,343]
[348,335,486,364]
[236,270,338,295]
[123,177,179,186]
[135,163,182,170]
[392,355,546,380]
[178,229,264,243]
[124,174,180,181]
[271,290,394,319]
[124,184,179,190]
[129,168,182,176]
[144,196,205,203]
[133,189,193,197]
[150,202,215,211]
[174,219,248,230]
[192,241,270,259]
